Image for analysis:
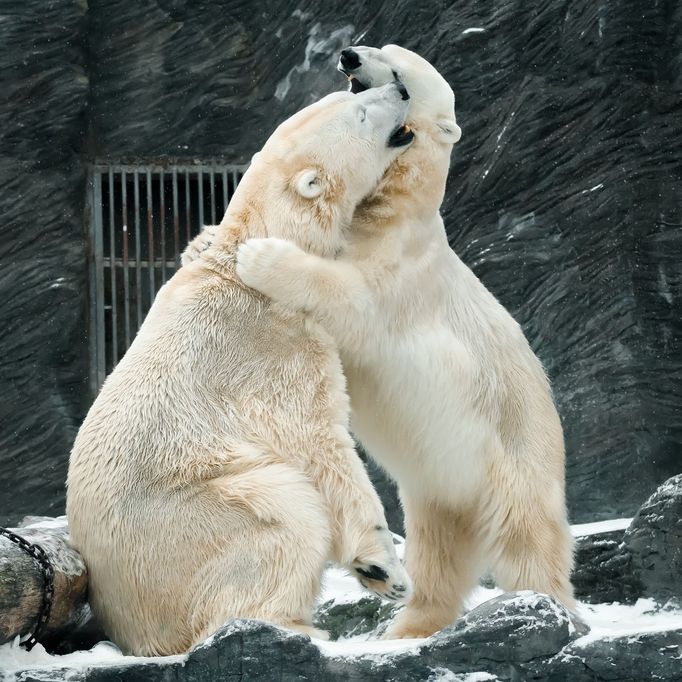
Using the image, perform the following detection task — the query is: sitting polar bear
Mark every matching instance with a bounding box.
[66,82,414,656]
[235,45,575,639]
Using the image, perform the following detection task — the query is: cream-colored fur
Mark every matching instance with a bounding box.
[234,45,575,639]
[66,83,414,656]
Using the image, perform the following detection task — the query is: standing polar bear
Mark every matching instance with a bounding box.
[66,82,414,656]
[236,45,575,639]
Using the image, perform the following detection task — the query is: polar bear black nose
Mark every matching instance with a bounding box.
[395,81,410,100]
[340,48,361,71]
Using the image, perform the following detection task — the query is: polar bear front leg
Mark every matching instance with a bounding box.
[236,238,374,352]
[305,429,412,604]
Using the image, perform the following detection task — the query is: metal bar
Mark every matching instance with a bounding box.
[198,167,204,232]
[121,170,131,348]
[87,173,102,394]
[222,170,228,220]
[108,169,118,369]
[111,259,181,268]
[209,168,216,225]
[134,171,142,328]
[231,169,240,202]
[146,169,155,305]
[185,170,191,244]
[159,169,166,284]
[173,169,180,267]
[90,161,247,389]
[93,176,106,389]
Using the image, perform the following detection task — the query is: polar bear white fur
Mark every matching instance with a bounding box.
[235,45,575,639]
[66,83,414,656]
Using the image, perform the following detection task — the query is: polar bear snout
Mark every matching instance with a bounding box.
[339,47,361,72]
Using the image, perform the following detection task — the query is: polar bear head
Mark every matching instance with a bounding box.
[338,45,461,220]
[222,82,414,257]
[339,44,461,146]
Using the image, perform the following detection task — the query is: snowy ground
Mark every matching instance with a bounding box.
[2,518,681,676]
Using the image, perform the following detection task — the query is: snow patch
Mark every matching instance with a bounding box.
[462,28,486,34]
[316,636,424,659]
[20,515,69,530]
[570,518,631,537]
[0,637,184,677]
[575,599,682,645]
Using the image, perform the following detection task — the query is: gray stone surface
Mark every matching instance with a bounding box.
[0,594,576,681]
[422,592,578,676]
[537,629,682,682]
[571,475,682,606]
[623,474,682,606]
[314,594,397,641]
[6,591,682,681]
[1,0,681,526]
[572,529,637,604]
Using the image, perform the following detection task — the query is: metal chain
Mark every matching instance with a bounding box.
[0,527,55,651]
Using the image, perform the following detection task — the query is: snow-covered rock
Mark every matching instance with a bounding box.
[572,475,682,606]
[623,474,682,607]
[3,480,682,681]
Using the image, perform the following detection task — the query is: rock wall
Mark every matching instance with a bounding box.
[0,0,89,524]
[1,0,680,524]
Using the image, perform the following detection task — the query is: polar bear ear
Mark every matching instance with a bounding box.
[436,118,462,144]
[294,169,324,199]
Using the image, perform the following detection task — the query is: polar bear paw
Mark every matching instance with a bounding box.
[236,237,305,299]
[181,224,218,266]
[350,527,412,603]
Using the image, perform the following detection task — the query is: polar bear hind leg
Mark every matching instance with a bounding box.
[186,461,332,648]
[485,474,576,612]
[383,497,485,639]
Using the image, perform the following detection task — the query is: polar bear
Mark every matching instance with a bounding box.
[234,45,575,639]
[66,82,414,656]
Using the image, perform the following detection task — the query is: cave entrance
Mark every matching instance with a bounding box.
[87,161,246,393]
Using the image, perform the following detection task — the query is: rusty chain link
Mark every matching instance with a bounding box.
[0,527,55,651]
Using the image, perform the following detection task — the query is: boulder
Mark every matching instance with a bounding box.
[622,474,682,606]
[537,629,682,682]
[572,528,637,604]
[571,475,682,606]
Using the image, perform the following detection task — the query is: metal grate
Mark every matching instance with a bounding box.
[87,161,246,393]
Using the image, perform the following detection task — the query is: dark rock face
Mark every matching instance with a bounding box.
[572,528,638,604]
[0,1,680,525]
[0,0,89,526]
[315,594,397,640]
[571,475,682,606]
[539,629,682,682]
[623,474,682,605]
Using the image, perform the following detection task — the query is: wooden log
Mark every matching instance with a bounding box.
[0,516,89,646]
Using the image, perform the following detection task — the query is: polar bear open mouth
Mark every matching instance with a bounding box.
[388,123,414,147]
[347,75,370,94]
